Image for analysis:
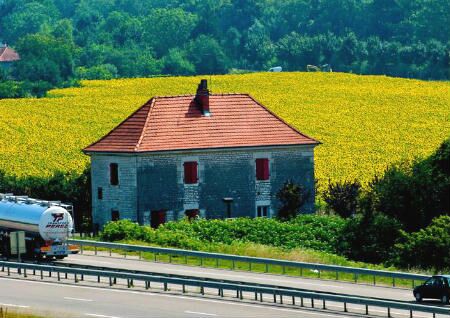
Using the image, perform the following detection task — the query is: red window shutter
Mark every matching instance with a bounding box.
[256,158,269,180]
[184,161,198,184]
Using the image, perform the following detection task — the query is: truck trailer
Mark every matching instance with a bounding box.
[0,193,78,259]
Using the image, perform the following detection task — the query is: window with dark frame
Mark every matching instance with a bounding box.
[110,163,119,185]
[97,187,103,200]
[111,210,120,221]
[257,206,269,217]
[256,158,270,180]
[184,161,198,184]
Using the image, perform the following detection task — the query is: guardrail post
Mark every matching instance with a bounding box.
[232,260,235,270]
[127,279,131,288]
[109,248,112,256]
[300,267,303,277]
[154,253,157,262]
[97,275,100,283]
[354,273,358,283]
[80,245,83,254]
[185,255,188,264]
[280,294,283,304]
[409,309,412,318]
[282,266,286,274]
[109,277,112,286]
[49,271,52,278]
[215,258,219,268]
[23,268,27,278]
[292,296,295,305]
[7,266,10,276]
[412,280,415,288]
[318,270,321,278]
[40,270,43,279]
[365,304,368,315]
[322,299,326,309]
[164,282,168,291]
[254,292,257,300]
[265,264,268,273]
[200,286,204,295]
[169,255,172,263]
[200,257,203,267]
[74,273,78,283]
[273,292,276,303]
[249,262,252,271]
[336,271,339,280]
[94,246,97,255]
[259,292,263,302]
[139,251,142,260]
[387,307,391,318]
[392,277,395,287]
[239,289,243,300]
[124,251,127,258]
[373,275,376,285]
[300,297,304,307]
[57,272,60,281]
[344,302,347,312]
[311,298,314,308]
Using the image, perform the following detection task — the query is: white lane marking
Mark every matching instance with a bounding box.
[0,277,355,318]
[185,310,217,316]
[64,258,113,265]
[86,314,121,318]
[64,297,93,302]
[0,303,30,308]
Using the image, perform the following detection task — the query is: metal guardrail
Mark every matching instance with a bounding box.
[0,261,448,317]
[69,239,430,287]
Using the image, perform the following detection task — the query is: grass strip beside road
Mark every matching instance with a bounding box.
[74,237,430,289]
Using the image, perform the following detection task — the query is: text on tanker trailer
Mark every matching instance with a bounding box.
[0,193,78,259]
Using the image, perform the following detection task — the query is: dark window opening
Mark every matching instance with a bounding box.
[111,210,120,221]
[184,161,198,184]
[98,187,103,200]
[256,158,270,180]
[110,163,119,185]
[185,209,199,221]
[151,210,166,228]
[257,206,269,217]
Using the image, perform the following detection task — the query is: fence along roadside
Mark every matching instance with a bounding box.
[69,239,430,288]
[0,260,448,318]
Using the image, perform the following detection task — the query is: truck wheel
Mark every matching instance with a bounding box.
[442,295,449,304]
[415,293,422,302]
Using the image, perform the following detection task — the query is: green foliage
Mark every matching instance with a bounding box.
[337,213,403,264]
[101,215,347,254]
[392,215,450,271]
[276,180,309,220]
[0,166,91,227]
[13,33,76,86]
[323,180,361,218]
[75,64,118,80]
[367,138,450,232]
[0,0,448,96]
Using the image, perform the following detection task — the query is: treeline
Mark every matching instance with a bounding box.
[0,0,449,97]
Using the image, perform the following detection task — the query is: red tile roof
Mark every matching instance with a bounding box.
[84,94,319,153]
[0,46,20,62]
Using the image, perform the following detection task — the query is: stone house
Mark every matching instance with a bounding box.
[84,80,319,228]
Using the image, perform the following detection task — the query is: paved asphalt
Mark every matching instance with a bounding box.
[0,276,363,318]
[61,252,416,302]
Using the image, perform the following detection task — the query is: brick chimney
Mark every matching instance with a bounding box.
[195,79,210,115]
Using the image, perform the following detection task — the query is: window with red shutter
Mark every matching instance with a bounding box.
[184,161,198,184]
[256,158,269,180]
[110,163,119,185]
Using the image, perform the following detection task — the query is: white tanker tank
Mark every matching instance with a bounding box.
[0,194,78,259]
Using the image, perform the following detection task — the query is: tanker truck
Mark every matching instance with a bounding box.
[0,193,78,259]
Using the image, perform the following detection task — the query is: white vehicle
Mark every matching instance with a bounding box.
[0,193,78,259]
[268,66,282,72]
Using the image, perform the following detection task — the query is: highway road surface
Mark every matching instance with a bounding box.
[0,275,371,318]
[60,253,416,302]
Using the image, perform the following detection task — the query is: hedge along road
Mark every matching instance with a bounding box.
[58,253,421,304]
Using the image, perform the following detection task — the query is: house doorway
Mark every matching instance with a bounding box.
[151,210,166,228]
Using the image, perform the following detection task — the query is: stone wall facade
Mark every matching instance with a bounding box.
[90,145,316,228]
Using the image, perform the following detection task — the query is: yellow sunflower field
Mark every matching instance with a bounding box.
[1,72,449,187]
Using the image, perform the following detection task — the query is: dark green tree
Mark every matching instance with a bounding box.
[276,180,309,220]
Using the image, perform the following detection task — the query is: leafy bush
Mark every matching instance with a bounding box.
[367,138,450,232]
[322,180,361,218]
[276,180,310,220]
[337,213,402,264]
[100,215,347,254]
[392,215,450,271]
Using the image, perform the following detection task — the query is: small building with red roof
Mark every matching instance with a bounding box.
[84,80,319,228]
[0,44,20,69]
